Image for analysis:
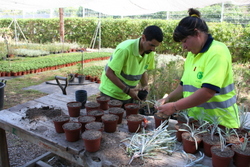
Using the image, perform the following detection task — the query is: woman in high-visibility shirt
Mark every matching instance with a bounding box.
[156,8,239,128]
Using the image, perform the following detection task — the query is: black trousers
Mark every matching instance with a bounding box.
[100,92,134,108]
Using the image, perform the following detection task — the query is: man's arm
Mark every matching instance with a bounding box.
[105,66,140,100]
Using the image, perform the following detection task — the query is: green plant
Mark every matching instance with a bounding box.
[206,115,221,141]
[179,122,208,150]
[148,56,184,100]
[233,62,250,104]
[181,151,205,167]
[120,120,177,165]
[217,127,233,152]
[238,104,249,131]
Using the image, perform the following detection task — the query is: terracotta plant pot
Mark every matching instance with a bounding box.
[181,132,202,154]
[211,145,234,167]
[231,144,250,167]
[78,115,96,133]
[85,121,104,132]
[124,103,140,117]
[62,122,82,142]
[202,134,220,157]
[67,101,82,117]
[82,130,102,152]
[96,96,110,110]
[126,114,144,133]
[108,107,125,124]
[53,115,70,133]
[174,123,188,142]
[101,114,119,133]
[108,99,123,108]
[154,112,169,129]
[85,102,100,113]
[87,109,104,122]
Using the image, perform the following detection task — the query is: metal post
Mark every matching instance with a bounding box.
[220,2,224,22]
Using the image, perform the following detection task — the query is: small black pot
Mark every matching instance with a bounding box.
[137,90,148,100]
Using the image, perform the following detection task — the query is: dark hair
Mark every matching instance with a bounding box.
[143,25,163,42]
[173,8,209,42]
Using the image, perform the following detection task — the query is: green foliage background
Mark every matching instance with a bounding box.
[0,18,249,61]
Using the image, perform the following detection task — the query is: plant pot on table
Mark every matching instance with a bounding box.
[67,101,82,117]
[181,132,202,154]
[82,130,102,152]
[231,142,250,167]
[85,121,104,132]
[53,115,70,133]
[101,114,119,133]
[96,95,110,110]
[124,103,140,117]
[87,109,104,122]
[108,107,125,124]
[85,101,100,113]
[62,122,82,142]
[211,145,234,167]
[108,99,123,108]
[126,114,145,133]
[202,133,220,157]
[154,112,170,129]
[78,115,96,133]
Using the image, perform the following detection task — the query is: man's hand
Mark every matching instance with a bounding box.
[128,88,141,101]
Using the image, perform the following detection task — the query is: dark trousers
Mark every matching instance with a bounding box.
[100,92,134,108]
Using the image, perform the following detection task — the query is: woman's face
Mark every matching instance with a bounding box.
[181,35,201,54]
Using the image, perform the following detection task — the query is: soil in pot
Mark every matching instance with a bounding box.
[67,101,82,117]
[202,133,220,157]
[108,107,125,124]
[154,112,170,129]
[53,115,70,133]
[62,122,82,142]
[211,145,234,167]
[82,130,102,152]
[124,103,140,117]
[96,96,110,110]
[85,101,100,113]
[226,135,241,145]
[108,99,123,108]
[85,121,104,132]
[87,109,104,122]
[231,144,250,167]
[181,132,202,154]
[78,115,96,132]
[101,114,119,133]
[126,114,144,133]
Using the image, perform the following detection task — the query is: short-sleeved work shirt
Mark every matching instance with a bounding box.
[181,35,239,128]
[99,38,155,100]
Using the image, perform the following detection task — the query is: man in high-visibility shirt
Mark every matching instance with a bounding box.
[156,8,239,128]
[99,25,163,106]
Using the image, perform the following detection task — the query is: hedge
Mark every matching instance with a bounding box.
[0,18,249,61]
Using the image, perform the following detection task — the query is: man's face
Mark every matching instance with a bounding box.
[142,35,161,54]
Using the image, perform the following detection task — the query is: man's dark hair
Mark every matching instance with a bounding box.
[143,25,163,42]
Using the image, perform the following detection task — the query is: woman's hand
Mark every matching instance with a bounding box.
[156,102,176,116]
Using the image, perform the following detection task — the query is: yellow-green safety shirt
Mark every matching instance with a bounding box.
[181,34,239,128]
[99,38,155,100]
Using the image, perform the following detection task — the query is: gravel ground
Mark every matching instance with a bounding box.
[6,132,48,166]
